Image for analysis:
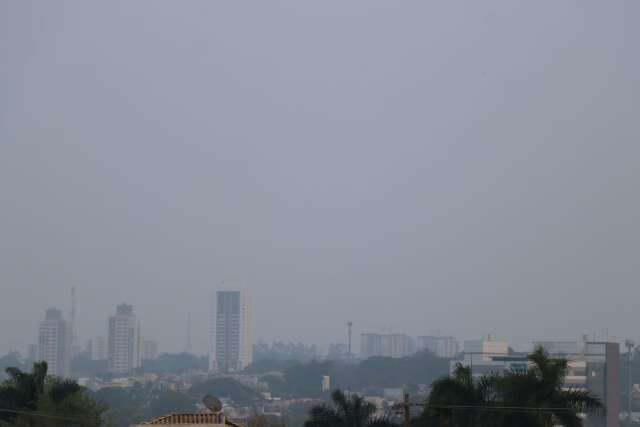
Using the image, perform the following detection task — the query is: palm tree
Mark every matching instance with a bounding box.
[420,364,499,427]
[498,347,603,427]
[0,361,48,422]
[421,348,603,427]
[305,389,395,427]
[0,361,104,426]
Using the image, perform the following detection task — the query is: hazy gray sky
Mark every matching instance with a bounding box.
[1,1,639,355]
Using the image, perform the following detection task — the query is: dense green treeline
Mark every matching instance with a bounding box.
[0,362,104,427]
[256,350,450,398]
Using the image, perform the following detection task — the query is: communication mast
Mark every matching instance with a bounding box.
[347,321,353,362]
[186,312,192,353]
[70,286,77,348]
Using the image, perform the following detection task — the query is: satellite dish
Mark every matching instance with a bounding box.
[203,395,223,413]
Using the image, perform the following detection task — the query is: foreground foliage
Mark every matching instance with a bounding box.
[305,389,395,427]
[420,347,603,427]
[0,362,105,427]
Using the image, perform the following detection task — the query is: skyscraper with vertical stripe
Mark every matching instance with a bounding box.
[108,303,141,373]
[210,287,252,372]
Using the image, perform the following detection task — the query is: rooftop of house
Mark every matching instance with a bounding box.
[137,412,243,426]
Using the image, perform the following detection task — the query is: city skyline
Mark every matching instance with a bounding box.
[12,288,636,356]
[19,290,634,361]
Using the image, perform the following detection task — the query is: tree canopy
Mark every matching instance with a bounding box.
[420,347,603,427]
[304,389,395,427]
[0,361,105,427]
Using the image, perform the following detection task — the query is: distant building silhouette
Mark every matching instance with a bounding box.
[360,333,411,359]
[38,308,70,377]
[210,288,252,372]
[416,335,459,358]
[108,303,141,373]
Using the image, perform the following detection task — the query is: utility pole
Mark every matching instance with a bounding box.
[403,391,411,427]
[626,339,635,420]
[186,313,192,353]
[347,321,353,363]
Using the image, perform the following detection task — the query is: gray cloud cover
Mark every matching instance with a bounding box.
[1,1,639,354]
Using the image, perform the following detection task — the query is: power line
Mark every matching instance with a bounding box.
[0,407,101,421]
[427,404,585,413]
[306,403,584,423]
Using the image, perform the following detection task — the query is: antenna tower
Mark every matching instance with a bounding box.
[70,286,77,347]
[347,321,353,362]
[186,313,192,353]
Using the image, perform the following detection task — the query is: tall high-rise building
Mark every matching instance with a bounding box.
[210,288,252,372]
[108,304,141,374]
[38,308,70,377]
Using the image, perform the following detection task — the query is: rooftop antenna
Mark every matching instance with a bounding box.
[70,286,77,347]
[347,321,353,362]
[186,312,192,353]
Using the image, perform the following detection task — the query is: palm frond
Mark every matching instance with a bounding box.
[366,416,397,427]
[558,388,604,415]
[331,390,350,415]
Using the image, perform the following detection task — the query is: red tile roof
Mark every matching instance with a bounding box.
[140,412,243,426]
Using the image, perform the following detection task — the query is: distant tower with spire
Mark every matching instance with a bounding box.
[70,286,78,354]
[186,312,192,353]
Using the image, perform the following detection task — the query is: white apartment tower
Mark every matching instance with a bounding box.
[108,303,141,374]
[210,288,252,372]
[38,308,70,377]
[360,333,411,359]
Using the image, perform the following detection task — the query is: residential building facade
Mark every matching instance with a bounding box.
[360,333,411,359]
[210,288,252,372]
[38,308,70,377]
[108,304,141,373]
[450,337,511,377]
[417,335,459,358]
